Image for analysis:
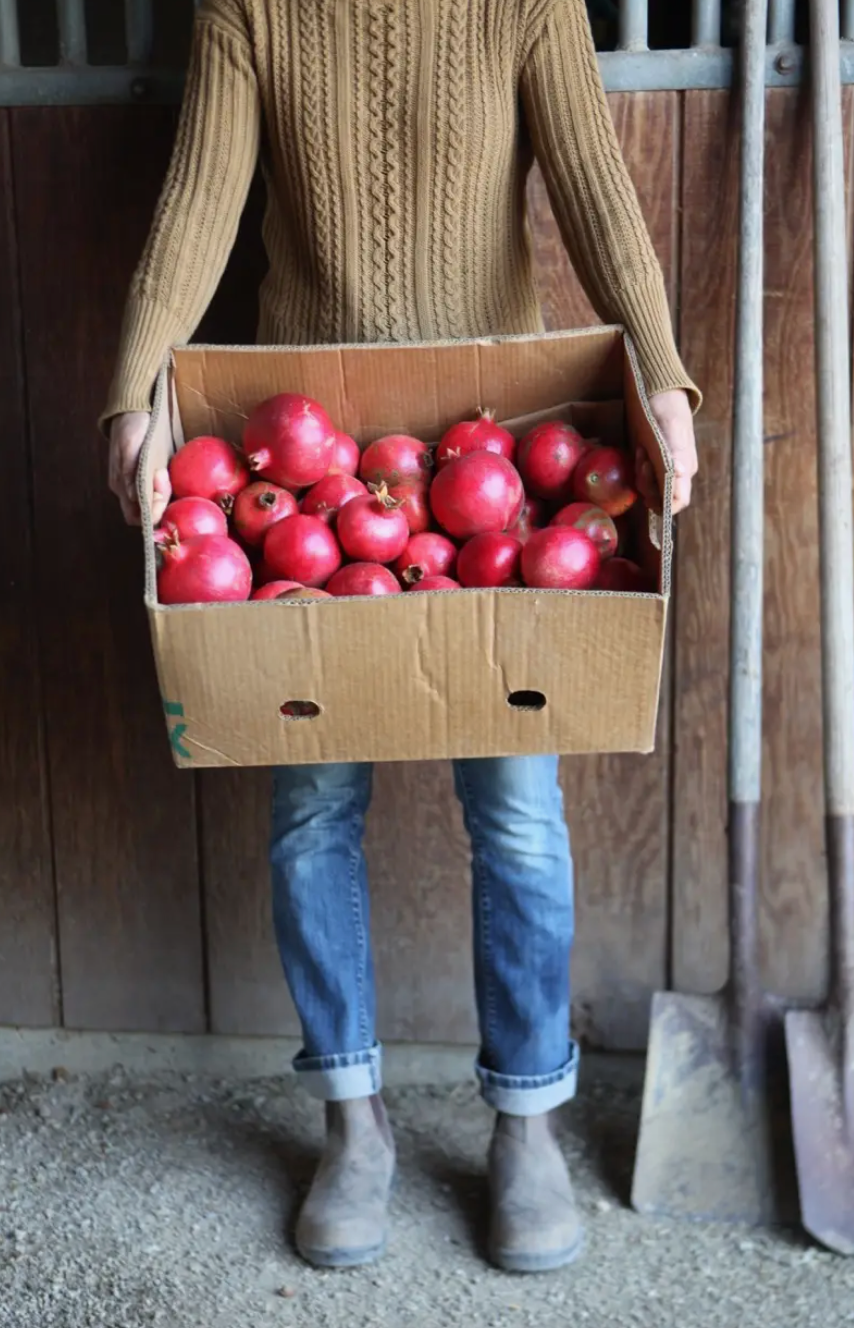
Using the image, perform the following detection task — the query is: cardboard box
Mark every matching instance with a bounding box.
[139,328,672,768]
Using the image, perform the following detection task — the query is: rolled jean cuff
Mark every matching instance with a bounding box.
[476,1043,579,1116]
[293,1043,383,1101]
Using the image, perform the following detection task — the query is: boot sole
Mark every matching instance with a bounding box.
[489,1230,585,1275]
[296,1238,386,1270]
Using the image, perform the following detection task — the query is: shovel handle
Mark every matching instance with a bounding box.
[811,0,854,1023]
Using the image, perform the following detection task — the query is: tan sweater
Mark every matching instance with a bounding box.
[104,0,699,422]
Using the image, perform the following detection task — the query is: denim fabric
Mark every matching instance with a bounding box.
[271,757,577,1115]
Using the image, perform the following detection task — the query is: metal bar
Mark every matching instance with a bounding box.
[844,0,854,42]
[729,0,768,807]
[618,0,648,52]
[57,0,88,65]
[125,0,154,66]
[0,0,19,68]
[768,0,796,42]
[691,0,721,48]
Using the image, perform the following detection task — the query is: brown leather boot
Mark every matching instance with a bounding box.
[295,1095,396,1268]
[488,1111,584,1272]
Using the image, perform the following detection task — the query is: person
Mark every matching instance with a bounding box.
[104,0,700,1275]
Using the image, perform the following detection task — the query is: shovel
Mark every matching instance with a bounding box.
[784,0,854,1257]
[631,0,794,1224]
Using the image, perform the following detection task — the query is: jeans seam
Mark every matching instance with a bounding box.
[348,828,370,1049]
[456,765,498,1056]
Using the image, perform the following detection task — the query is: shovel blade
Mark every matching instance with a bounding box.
[786,1010,854,1255]
[632,991,794,1225]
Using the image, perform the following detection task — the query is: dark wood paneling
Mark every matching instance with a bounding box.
[0,110,57,1026]
[11,108,205,1031]
[530,93,679,1047]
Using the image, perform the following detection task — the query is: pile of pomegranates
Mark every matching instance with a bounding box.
[155,393,655,605]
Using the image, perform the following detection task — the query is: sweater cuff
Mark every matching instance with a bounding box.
[618,278,702,415]
[99,293,185,432]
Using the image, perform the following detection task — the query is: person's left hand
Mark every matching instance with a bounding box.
[635,389,698,516]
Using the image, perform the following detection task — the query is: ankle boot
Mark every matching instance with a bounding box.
[488,1111,584,1273]
[295,1095,396,1268]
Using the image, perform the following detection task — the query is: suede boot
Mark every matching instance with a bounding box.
[488,1111,584,1273]
[296,1095,395,1268]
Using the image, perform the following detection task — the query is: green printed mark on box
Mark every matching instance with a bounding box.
[164,700,191,760]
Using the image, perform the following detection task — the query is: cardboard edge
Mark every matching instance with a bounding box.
[177,325,626,359]
[623,335,675,597]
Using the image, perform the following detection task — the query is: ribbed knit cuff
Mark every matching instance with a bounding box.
[618,278,702,415]
[99,292,186,433]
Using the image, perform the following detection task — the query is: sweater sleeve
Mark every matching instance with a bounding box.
[101,4,261,427]
[520,0,701,412]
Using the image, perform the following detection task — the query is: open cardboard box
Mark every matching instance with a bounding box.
[139,328,672,768]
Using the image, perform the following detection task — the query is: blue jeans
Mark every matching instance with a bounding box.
[270,757,577,1116]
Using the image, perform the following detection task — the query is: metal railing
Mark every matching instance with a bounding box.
[0,0,853,103]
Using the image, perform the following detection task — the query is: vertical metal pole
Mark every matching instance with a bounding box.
[57,0,88,65]
[844,0,854,42]
[618,0,648,52]
[730,0,768,809]
[768,0,796,42]
[0,0,20,67]
[125,0,154,65]
[692,0,722,47]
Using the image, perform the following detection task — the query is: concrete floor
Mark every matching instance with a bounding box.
[1,1056,852,1328]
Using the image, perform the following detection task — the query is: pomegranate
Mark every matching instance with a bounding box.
[359,434,433,492]
[232,482,298,547]
[457,533,522,588]
[399,488,431,534]
[521,527,599,591]
[157,534,252,605]
[329,431,361,476]
[263,514,342,587]
[572,445,638,517]
[395,532,458,586]
[517,421,589,502]
[436,413,516,469]
[337,485,410,564]
[430,452,524,540]
[551,502,618,562]
[156,497,228,544]
[326,564,401,597]
[169,436,249,502]
[595,558,654,593]
[243,393,335,489]
[410,576,460,591]
[300,473,368,524]
[251,580,305,600]
[510,496,548,545]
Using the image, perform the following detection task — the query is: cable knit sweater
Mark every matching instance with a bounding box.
[103,0,699,422]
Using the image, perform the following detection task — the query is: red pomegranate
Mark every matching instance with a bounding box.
[326,564,402,597]
[263,514,342,587]
[337,486,410,564]
[359,434,433,491]
[395,532,458,586]
[430,452,524,540]
[572,446,638,517]
[551,502,618,562]
[510,496,548,545]
[410,576,461,591]
[457,533,522,588]
[157,534,253,605]
[156,497,228,544]
[169,436,249,502]
[243,393,336,490]
[329,431,361,476]
[301,474,368,524]
[595,558,654,593]
[252,580,305,600]
[436,413,516,469]
[232,482,298,547]
[517,421,589,503]
[399,488,431,534]
[521,527,599,591]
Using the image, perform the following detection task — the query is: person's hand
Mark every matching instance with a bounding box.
[635,389,698,516]
[108,410,170,526]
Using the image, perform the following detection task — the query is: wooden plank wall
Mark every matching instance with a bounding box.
[0,87,835,1048]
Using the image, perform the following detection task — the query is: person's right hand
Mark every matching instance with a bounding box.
[108,410,171,527]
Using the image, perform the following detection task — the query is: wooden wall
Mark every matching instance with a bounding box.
[0,88,838,1050]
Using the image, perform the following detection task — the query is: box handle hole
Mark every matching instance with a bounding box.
[507,690,547,713]
[280,701,321,722]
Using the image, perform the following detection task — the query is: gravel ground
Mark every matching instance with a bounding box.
[1,1062,853,1328]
